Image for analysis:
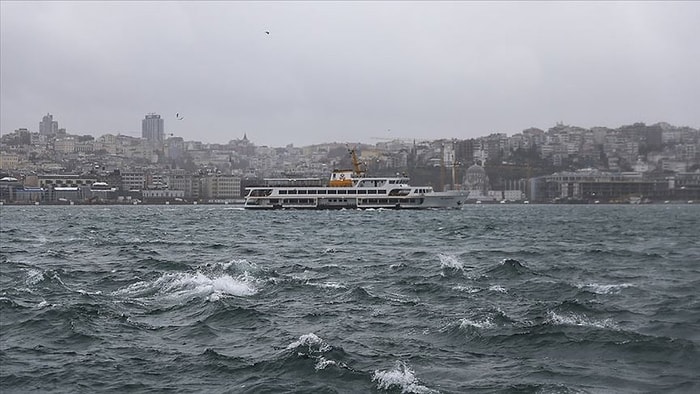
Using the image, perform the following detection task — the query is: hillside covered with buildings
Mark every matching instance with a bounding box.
[1,113,699,204]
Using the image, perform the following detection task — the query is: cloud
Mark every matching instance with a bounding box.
[2,2,699,146]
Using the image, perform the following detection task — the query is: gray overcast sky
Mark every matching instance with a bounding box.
[1,1,699,147]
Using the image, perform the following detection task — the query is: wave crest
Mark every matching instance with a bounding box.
[372,361,437,394]
[286,333,330,352]
[438,253,464,271]
[546,311,617,330]
[113,271,257,303]
[577,282,633,295]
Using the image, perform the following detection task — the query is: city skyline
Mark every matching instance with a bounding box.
[7,111,698,149]
[2,2,699,147]
[5,109,699,149]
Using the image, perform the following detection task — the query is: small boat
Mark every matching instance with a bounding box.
[244,149,468,210]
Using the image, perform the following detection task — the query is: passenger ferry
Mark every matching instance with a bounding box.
[244,150,468,210]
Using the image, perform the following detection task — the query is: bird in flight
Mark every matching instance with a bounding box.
[265,30,270,35]
[176,113,184,120]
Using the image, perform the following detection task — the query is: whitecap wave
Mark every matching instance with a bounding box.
[314,356,347,371]
[372,361,437,394]
[113,271,257,303]
[546,311,617,330]
[488,284,507,293]
[25,269,44,286]
[213,259,258,273]
[76,289,103,296]
[459,317,495,330]
[577,282,633,294]
[36,300,50,309]
[286,333,329,352]
[452,285,480,293]
[438,253,463,270]
[314,281,346,289]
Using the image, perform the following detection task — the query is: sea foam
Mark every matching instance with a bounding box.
[547,311,617,330]
[286,333,330,352]
[25,269,44,286]
[438,253,464,270]
[577,282,633,295]
[372,361,437,394]
[459,316,496,330]
[114,271,257,303]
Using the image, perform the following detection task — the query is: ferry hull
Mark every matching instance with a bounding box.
[244,192,468,210]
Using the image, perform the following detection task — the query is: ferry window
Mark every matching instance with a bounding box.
[368,190,377,194]
[347,190,356,194]
[327,190,337,194]
[358,190,366,194]
[317,190,326,194]
[378,190,386,194]
[279,190,287,195]
[298,190,306,194]
[337,190,346,194]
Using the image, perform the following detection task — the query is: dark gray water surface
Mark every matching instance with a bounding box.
[1,205,698,393]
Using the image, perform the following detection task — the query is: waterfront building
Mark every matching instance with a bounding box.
[165,172,200,200]
[120,171,146,191]
[200,174,241,201]
[141,189,185,202]
[14,187,44,203]
[47,187,84,203]
[539,169,670,203]
[0,176,23,202]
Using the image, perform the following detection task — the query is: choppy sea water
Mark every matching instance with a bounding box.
[1,204,698,393]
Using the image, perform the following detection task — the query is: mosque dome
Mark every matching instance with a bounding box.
[465,164,486,176]
[463,164,489,195]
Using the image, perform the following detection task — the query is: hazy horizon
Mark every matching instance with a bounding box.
[2,1,699,147]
